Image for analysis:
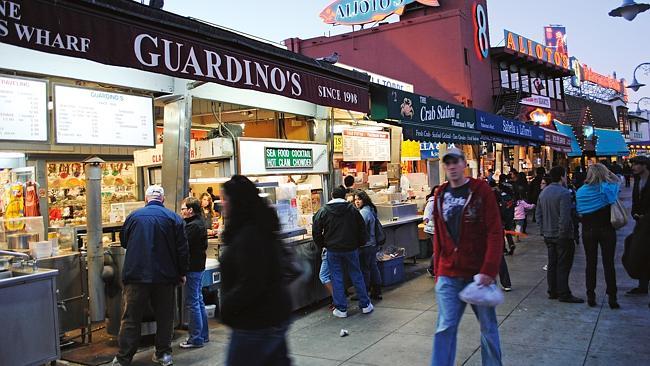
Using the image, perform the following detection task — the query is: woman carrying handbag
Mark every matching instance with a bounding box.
[576,163,623,309]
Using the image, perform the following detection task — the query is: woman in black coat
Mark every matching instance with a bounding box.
[220,175,292,366]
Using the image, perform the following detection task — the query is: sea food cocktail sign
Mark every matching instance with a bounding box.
[320,0,440,25]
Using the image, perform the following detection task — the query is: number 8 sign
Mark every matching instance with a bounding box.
[474,3,489,59]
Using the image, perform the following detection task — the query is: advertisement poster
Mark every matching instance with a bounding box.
[342,129,390,162]
[544,26,568,55]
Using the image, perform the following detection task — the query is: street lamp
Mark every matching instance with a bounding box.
[609,0,650,21]
[627,63,650,92]
[631,97,650,114]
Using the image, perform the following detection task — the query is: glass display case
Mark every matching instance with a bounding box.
[47,162,138,227]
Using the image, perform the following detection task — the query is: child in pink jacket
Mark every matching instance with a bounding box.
[514,198,535,241]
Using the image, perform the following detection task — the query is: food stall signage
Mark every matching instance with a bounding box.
[264,147,313,169]
[320,0,440,26]
[1,0,369,113]
[543,129,571,147]
[475,110,544,142]
[54,85,155,147]
[0,75,48,142]
[342,129,391,162]
[333,134,343,152]
[379,88,476,130]
[504,30,569,70]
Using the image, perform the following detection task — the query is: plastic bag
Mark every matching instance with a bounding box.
[376,246,406,261]
[458,275,504,307]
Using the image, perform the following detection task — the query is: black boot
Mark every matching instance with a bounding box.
[370,285,383,300]
[587,292,597,307]
[608,295,620,309]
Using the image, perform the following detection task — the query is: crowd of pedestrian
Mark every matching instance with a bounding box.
[107,152,649,366]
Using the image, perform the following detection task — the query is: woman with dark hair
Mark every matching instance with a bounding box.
[199,193,216,236]
[353,191,383,300]
[219,175,292,366]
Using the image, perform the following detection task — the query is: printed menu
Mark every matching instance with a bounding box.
[0,76,48,141]
[55,85,154,147]
[342,129,391,162]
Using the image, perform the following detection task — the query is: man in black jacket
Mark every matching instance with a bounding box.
[313,186,373,318]
[179,197,209,349]
[628,156,650,295]
[113,186,188,366]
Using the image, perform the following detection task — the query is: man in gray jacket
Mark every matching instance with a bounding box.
[536,166,584,304]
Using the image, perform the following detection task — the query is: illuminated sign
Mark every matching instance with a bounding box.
[529,108,553,126]
[569,57,624,93]
[504,30,570,70]
[473,3,489,59]
[320,0,440,26]
[544,26,568,56]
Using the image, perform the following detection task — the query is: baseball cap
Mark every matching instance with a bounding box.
[145,185,165,201]
[630,155,650,167]
[442,147,466,162]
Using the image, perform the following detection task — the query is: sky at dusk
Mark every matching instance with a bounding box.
[156,0,650,107]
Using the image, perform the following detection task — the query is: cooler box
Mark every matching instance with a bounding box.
[378,256,405,286]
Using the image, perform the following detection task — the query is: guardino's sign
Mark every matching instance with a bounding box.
[320,0,440,26]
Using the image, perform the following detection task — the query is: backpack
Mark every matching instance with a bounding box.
[373,211,387,246]
[498,192,515,223]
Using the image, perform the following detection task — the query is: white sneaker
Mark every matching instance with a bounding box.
[362,303,374,314]
[502,286,512,292]
[111,357,126,366]
[152,353,173,366]
[543,264,548,271]
[333,309,348,318]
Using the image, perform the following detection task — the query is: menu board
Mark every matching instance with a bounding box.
[0,76,48,141]
[55,85,154,147]
[342,129,391,162]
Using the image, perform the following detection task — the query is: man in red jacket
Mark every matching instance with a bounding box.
[431,148,503,366]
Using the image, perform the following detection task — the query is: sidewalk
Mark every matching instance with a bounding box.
[66,186,649,366]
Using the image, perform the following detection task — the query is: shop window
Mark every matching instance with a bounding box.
[510,71,520,90]
[548,79,555,99]
[521,74,530,93]
[500,69,510,89]
[555,79,563,99]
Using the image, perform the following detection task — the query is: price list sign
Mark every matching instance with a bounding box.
[342,129,391,162]
[0,76,48,142]
[55,85,154,147]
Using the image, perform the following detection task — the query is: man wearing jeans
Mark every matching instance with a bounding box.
[536,166,584,304]
[313,186,373,317]
[113,186,189,366]
[179,197,209,349]
[431,148,504,366]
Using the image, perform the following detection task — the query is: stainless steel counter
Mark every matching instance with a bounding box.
[380,215,423,228]
[379,215,422,259]
[0,266,61,366]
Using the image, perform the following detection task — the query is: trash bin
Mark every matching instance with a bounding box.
[378,256,405,286]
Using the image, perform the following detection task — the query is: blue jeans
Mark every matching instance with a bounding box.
[319,249,331,284]
[327,249,370,311]
[227,321,291,366]
[432,276,502,366]
[184,271,209,345]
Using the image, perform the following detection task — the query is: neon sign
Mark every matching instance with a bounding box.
[529,108,553,126]
[320,0,440,26]
[504,30,569,70]
[473,3,489,59]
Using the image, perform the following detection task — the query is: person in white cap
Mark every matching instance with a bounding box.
[113,185,189,366]
[431,147,504,366]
